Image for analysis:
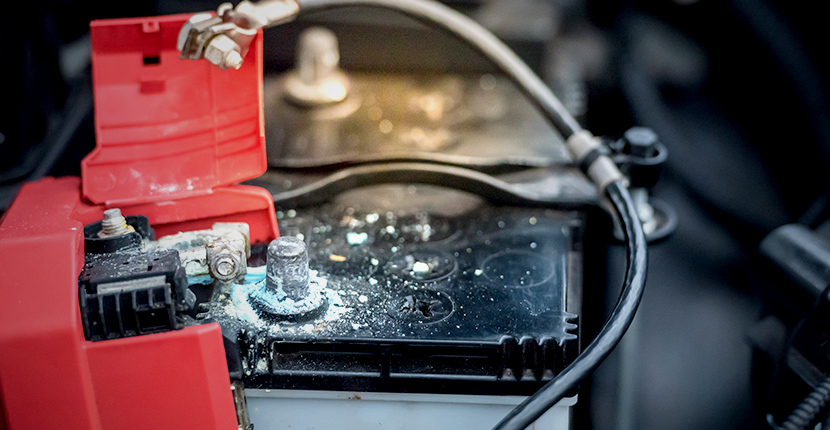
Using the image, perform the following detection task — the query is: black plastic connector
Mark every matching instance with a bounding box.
[78,248,191,341]
[753,224,830,425]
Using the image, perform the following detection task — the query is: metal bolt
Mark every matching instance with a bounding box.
[284,27,349,105]
[216,259,234,276]
[297,28,340,85]
[207,238,247,282]
[99,208,131,238]
[224,50,243,70]
[266,236,310,301]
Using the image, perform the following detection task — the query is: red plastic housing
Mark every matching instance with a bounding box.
[84,14,266,206]
[83,14,278,244]
[0,13,279,430]
[0,178,239,430]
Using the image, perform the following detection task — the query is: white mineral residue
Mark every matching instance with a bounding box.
[324,290,349,322]
[225,266,350,333]
[411,261,430,276]
[256,357,269,371]
[346,232,368,245]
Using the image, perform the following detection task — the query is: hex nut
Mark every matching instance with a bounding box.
[204,34,243,70]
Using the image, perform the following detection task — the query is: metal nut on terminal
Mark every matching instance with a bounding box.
[206,238,247,282]
[204,34,243,70]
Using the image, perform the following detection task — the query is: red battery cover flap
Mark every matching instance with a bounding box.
[82,13,277,243]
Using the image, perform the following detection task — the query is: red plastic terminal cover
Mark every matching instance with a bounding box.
[0,177,238,430]
[83,14,266,206]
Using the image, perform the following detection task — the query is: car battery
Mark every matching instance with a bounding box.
[0,12,609,430]
[212,185,606,429]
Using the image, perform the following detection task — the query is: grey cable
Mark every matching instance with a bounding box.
[492,180,648,430]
